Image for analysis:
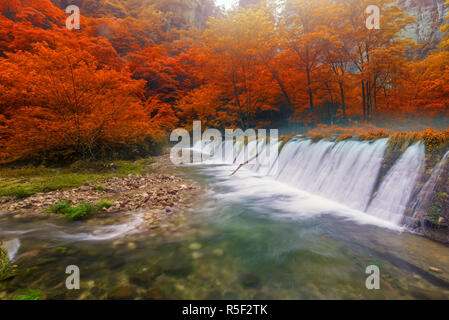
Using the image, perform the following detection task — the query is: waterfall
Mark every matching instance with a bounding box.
[268,139,387,211]
[366,143,426,225]
[190,137,432,226]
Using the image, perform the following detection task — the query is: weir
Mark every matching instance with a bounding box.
[192,138,435,226]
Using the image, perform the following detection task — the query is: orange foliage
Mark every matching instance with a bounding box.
[1,0,449,164]
[0,42,166,163]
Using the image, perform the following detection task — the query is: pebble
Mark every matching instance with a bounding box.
[192,252,203,259]
[189,243,202,250]
[428,266,443,273]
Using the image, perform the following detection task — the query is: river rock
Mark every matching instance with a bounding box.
[241,274,261,289]
[428,266,443,273]
[107,286,133,300]
[144,287,164,300]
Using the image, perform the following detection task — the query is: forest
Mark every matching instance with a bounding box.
[2,0,449,302]
[0,0,448,164]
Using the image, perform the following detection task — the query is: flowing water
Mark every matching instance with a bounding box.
[1,139,449,299]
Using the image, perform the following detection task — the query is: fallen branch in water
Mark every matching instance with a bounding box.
[230,154,258,176]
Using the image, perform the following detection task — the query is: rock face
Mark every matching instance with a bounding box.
[397,0,448,47]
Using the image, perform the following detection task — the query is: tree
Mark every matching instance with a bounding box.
[189,7,279,128]
[0,43,172,163]
[336,0,415,121]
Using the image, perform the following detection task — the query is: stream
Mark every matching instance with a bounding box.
[1,163,449,299]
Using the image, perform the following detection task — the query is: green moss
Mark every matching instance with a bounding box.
[438,192,447,201]
[428,192,447,227]
[0,158,154,199]
[95,185,107,192]
[0,242,17,281]
[48,199,113,221]
[55,246,68,254]
[13,289,41,300]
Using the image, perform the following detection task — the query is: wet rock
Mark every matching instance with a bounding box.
[159,259,193,277]
[205,290,223,300]
[223,292,239,299]
[428,266,443,273]
[16,250,40,261]
[144,287,164,300]
[253,292,274,300]
[191,252,203,259]
[107,286,133,300]
[241,274,261,289]
[189,242,202,250]
[129,266,161,287]
[127,242,136,250]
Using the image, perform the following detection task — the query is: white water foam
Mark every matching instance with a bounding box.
[190,137,426,227]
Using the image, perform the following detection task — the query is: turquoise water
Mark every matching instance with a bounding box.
[1,164,449,299]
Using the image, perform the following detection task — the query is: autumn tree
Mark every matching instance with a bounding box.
[335,0,415,121]
[0,43,174,163]
[182,7,279,129]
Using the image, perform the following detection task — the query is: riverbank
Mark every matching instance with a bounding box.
[0,155,202,225]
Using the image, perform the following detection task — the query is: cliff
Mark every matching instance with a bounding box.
[397,0,448,48]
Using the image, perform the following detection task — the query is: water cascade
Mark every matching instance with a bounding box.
[366,143,426,225]
[192,138,430,226]
[411,150,449,217]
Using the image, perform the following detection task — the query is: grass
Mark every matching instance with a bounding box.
[48,199,113,221]
[0,242,17,281]
[0,158,155,199]
[13,289,41,300]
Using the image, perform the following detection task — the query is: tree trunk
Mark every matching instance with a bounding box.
[339,81,346,121]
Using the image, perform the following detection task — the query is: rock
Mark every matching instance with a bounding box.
[192,252,203,259]
[112,240,124,248]
[241,274,261,289]
[144,287,164,300]
[17,249,40,261]
[428,266,443,273]
[189,242,202,250]
[107,286,133,300]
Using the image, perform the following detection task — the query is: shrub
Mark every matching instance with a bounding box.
[336,134,353,142]
[422,129,449,152]
[359,130,389,141]
[310,133,331,143]
[387,131,423,153]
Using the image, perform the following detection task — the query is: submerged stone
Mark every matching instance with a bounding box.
[107,286,132,300]
[241,274,261,289]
